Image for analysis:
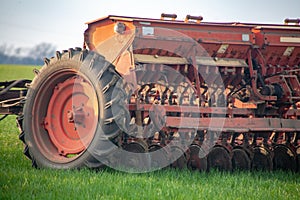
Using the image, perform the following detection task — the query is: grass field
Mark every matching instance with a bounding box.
[0,64,300,199]
[0,64,40,81]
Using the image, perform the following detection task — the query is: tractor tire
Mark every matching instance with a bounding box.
[19,48,129,169]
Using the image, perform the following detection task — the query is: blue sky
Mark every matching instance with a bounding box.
[1,0,299,50]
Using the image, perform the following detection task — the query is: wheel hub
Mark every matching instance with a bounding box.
[44,76,98,156]
[67,107,85,124]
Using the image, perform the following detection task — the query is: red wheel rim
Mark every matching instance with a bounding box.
[43,75,98,156]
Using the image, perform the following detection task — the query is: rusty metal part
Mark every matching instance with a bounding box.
[169,145,187,169]
[121,141,148,170]
[252,146,273,171]
[273,144,297,171]
[207,146,232,171]
[185,15,203,23]
[165,117,300,132]
[148,144,169,169]
[161,13,177,21]
[187,144,207,171]
[232,147,251,170]
[284,18,300,25]
[82,15,300,172]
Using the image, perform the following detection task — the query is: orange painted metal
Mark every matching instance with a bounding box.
[83,15,300,134]
[44,76,98,156]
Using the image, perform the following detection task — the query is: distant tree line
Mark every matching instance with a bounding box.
[0,43,56,65]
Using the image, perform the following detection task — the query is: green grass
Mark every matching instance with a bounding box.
[0,64,300,199]
[0,64,40,81]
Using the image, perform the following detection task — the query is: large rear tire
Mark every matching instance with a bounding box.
[19,49,128,169]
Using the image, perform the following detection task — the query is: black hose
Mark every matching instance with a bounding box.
[0,114,8,121]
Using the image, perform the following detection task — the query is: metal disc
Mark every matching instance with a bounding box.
[207,146,232,171]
